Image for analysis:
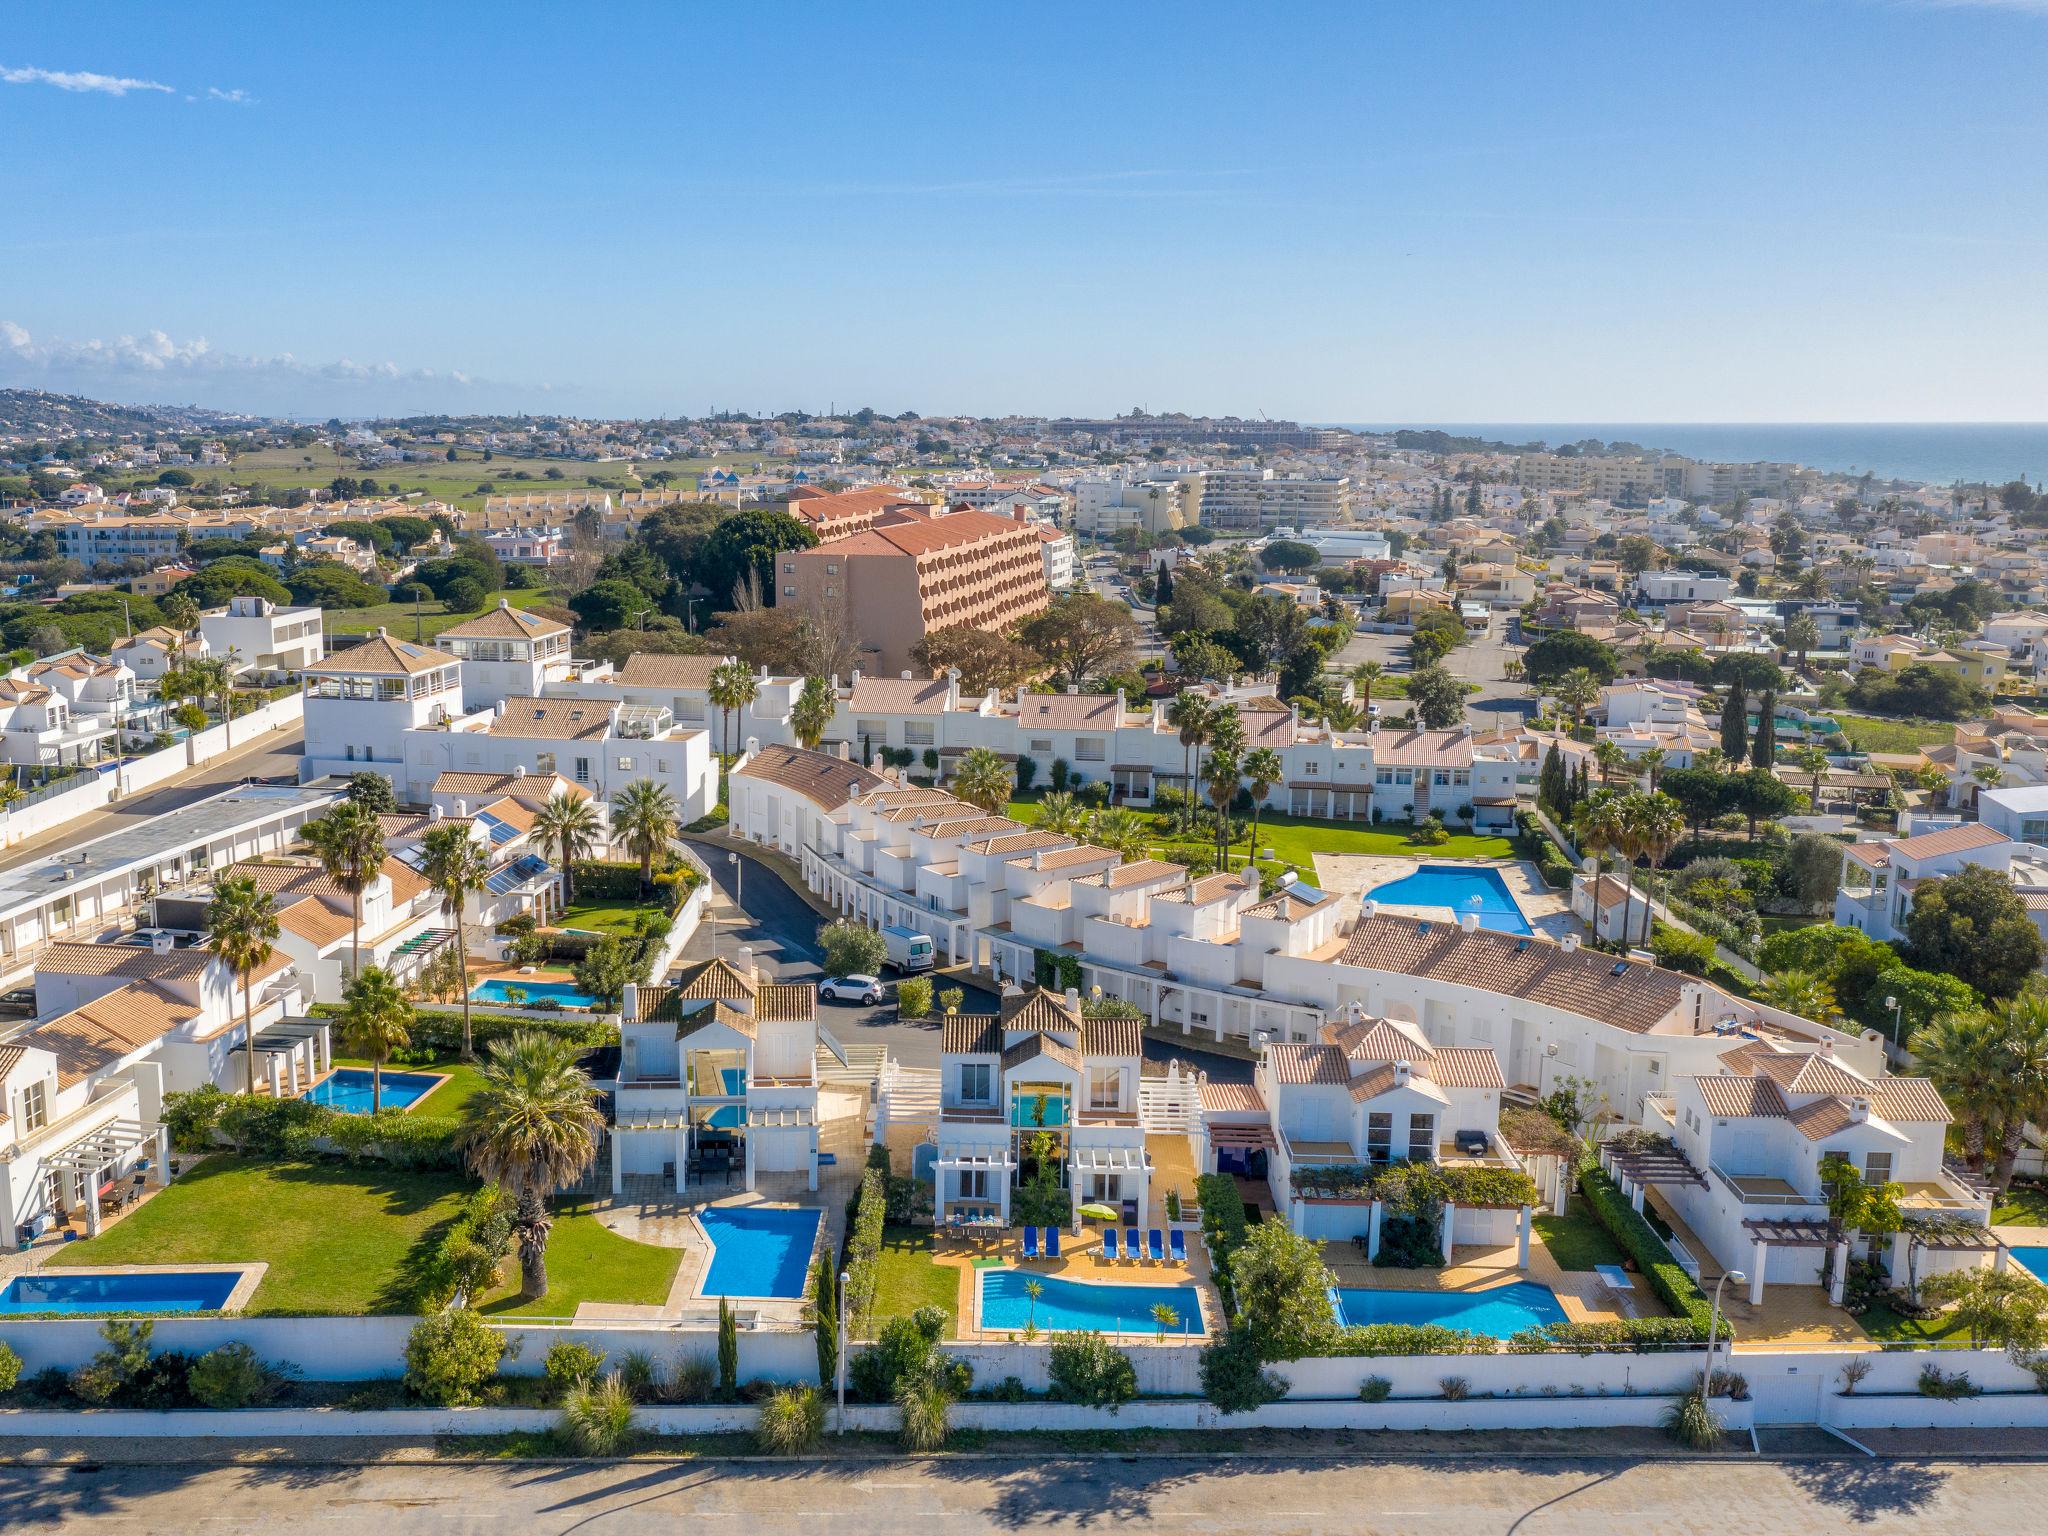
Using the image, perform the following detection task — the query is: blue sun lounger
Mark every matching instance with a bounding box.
[1169,1227,1187,1264]
[1021,1225,1039,1261]
[1101,1227,1119,1262]
[1124,1227,1140,1261]
[1046,1225,1061,1259]
[1147,1228,1165,1263]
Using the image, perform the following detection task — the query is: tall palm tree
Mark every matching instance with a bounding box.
[1554,667,1599,730]
[205,874,280,1097]
[418,821,489,1060]
[1759,967,1838,1024]
[1792,745,1832,810]
[952,747,1014,815]
[1575,794,1627,933]
[707,659,757,765]
[1205,749,1243,872]
[1033,790,1083,836]
[1986,992,2048,1189]
[1350,660,1386,708]
[1242,746,1283,861]
[459,1031,604,1300]
[532,791,601,906]
[1165,692,1213,833]
[300,799,387,982]
[1626,791,1684,948]
[337,965,413,1114]
[1086,807,1149,864]
[1636,746,1667,794]
[613,778,680,895]
[1593,739,1627,788]
[791,675,834,751]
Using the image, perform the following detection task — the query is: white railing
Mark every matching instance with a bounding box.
[1666,1233,1702,1283]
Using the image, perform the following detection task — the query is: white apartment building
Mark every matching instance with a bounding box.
[482,527,568,566]
[1073,473,1200,538]
[301,631,466,783]
[433,601,575,714]
[398,697,716,817]
[1833,823,2037,947]
[200,596,325,677]
[111,625,205,684]
[1201,469,1352,533]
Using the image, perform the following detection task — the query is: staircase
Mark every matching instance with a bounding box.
[816,1040,891,1087]
[1139,1067,1203,1134]
[878,1062,941,1126]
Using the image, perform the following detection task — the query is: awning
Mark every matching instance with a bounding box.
[1209,1123,1277,1152]
[745,1105,815,1129]
[935,1146,1018,1171]
[44,1119,153,1176]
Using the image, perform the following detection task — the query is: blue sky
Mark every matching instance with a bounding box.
[3,0,2046,421]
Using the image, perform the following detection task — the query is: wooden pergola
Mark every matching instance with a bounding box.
[1740,1215,1837,1307]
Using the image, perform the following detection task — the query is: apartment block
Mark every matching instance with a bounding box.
[1199,468,1353,533]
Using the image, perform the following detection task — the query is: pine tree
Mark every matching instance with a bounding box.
[1720,688,1748,763]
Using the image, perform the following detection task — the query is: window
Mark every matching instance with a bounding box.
[904,722,934,747]
[959,1063,992,1103]
[782,584,797,599]
[1376,768,1393,785]
[1433,770,1450,787]
[826,563,839,576]
[536,752,555,774]
[1088,1066,1122,1111]
[1030,739,1053,754]
[1302,761,1319,776]
[617,756,633,772]
[1074,737,1105,761]
[574,757,591,784]
[1367,1112,1393,1163]
[18,1080,45,1134]
[1407,1112,1436,1163]
[1864,1151,1893,1187]
[1395,768,1413,785]
[959,1168,989,1200]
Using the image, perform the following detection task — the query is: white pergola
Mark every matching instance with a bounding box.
[45,1119,169,1237]
[1068,1145,1152,1232]
[935,1144,1018,1221]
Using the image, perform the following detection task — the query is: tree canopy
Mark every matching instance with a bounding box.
[1904,864,2045,1002]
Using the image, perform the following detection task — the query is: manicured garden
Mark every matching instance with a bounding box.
[1531,1206,1626,1272]
[869,1226,959,1337]
[1992,1181,2048,1227]
[476,1192,681,1320]
[555,898,660,936]
[1826,714,1958,754]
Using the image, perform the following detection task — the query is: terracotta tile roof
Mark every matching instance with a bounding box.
[845,675,952,714]
[37,940,212,982]
[1241,709,1295,747]
[1430,1046,1507,1089]
[1002,1032,1081,1074]
[942,1014,1000,1054]
[436,601,569,642]
[474,796,538,834]
[999,987,1084,1033]
[1786,1096,1854,1140]
[1021,844,1118,871]
[33,982,202,1087]
[381,856,429,906]
[306,631,448,677]
[1079,859,1186,890]
[840,505,1033,557]
[1265,1041,1350,1085]
[1870,1077,1952,1123]
[1882,823,2010,861]
[962,830,1067,857]
[735,743,885,812]
[1242,888,1334,921]
[1696,1075,1788,1118]
[615,653,728,690]
[1018,693,1123,731]
[432,769,590,804]
[1200,1080,1266,1113]
[1322,1018,1434,1062]
[1748,1050,1869,1098]
[673,957,760,1000]
[275,897,354,948]
[919,815,1023,841]
[1080,1017,1142,1058]
[679,1001,757,1042]
[1155,872,1245,905]
[1370,728,1476,768]
[488,697,611,740]
[755,983,816,1023]
[1331,915,1688,1035]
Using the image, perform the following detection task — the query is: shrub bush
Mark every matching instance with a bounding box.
[1047,1332,1138,1412]
[896,975,933,1019]
[821,919,887,978]
[1199,1332,1285,1414]
[1662,1387,1723,1448]
[544,1340,607,1399]
[1576,1164,1715,1332]
[1195,1172,1250,1316]
[187,1342,280,1409]
[665,1352,718,1404]
[756,1384,827,1453]
[1649,925,1717,976]
[896,1376,951,1452]
[1326,1324,1495,1357]
[850,1308,970,1403]
[560,1373,639,1454]
[0,1341,19,1394]
[1917,1364,1981,1400]
[843,1166,888,1333]
[1506,1317,1710,1351]
[1359,1374,1393,1402]
[404,1309,504,1406]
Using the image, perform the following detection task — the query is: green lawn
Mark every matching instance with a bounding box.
[332,1054,488,1120]
[62,1154,678,1318]
[556,898,660,936]
[1532,1207,1626,1271]
[1993,1182,2048,1227]
[1003,798,1514,872]
[1828,714,1958,754]
[870,1225,959,1337]
[1857,1297,1975,1348]
[326,585,554,641]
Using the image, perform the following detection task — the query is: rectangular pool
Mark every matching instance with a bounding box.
[302,1068,443,1115]
[469,978,600,1009]
[2014,1246,2048,1286]
[1330,1280,1567,1338]
[1363,864,1532,935]
[0,1269,242,1315]
[977,1267,1205,1336]
[698,1206,823,1299]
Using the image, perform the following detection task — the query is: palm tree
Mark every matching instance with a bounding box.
[300,799,387,982]
[459,1031,604,1300]
[1758,967,1838,1023]
[1204,749,1243,872]
[1242,746,1283,862]
[337,965,413,1114]
[1636,746,1667,794]
[1575,794,1627,929]
[613,778,680,894]
[419,821,489,1059]
[1971,762,2005,803]
[1086,807,1149,864]
[1784,613,1821,672]
[161,592,199,643]
[1350,660,1386,707]
[1626,792,1684,948]
[1323,698,1362,732]
[1593,739,1627,788]
[1034,790,1083,836]
[1792,745,1832,810]
[533,791,602,906]
[791,675,834,751]
[1554,667,1600,730]
[707,659,757,765]
[952,747,1014,815]
[1165,692,1213,832]
[205,874,280,1097]
[1987,992,2048,1189]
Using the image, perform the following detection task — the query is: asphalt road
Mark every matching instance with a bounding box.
[684,837,1253,1083]
[0,1450,2036,1534]
[1332,620,1530,726]
[0,723,308,877]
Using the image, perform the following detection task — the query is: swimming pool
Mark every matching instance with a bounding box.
[1364,864,1532,935]
[977,1267,1206,1336]
[302,1068,443,1115]
[2014,1246,2048,1286]
[0,1269,242,1315]
[697,1206,823,1299]
[1330,1280,1567,1337]
[469,978,601,1009]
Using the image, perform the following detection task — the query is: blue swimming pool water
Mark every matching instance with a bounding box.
[469,978,601,1009]
[2014,1246,2048,1286]
[977,1267,1205,1336]
[0,1269,241,1315]
[302,1068,442,1115]
[1364,864,1532,935]
[698,1207,823,1298]
[1330,1281,1567,1337]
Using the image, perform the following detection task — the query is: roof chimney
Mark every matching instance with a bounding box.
[1848,1097,1870,1123]
[737,945,755,980]
[1459,911,1480,933]
[900,670,913,681]
[1394,1059,1412,1086]
[151,930,175,956]
[1361,898,1378,918]
[428,805,443,822]
[850,668,861,687]
[1064,986,1081,1013]
[1562,933,1581,953]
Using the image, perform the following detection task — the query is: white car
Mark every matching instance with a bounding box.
[819,974,883,1005]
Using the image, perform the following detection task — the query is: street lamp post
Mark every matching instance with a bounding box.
[835,1266,850,1433]
[1886,994,1903,1046]
[1702,1269,1746,1402]
[726,851,741,963]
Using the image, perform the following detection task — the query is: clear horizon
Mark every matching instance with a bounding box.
[5,1,2048,420]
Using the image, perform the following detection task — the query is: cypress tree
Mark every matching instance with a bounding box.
[1539,742,1565,813]
[1720,688,1748,763]
[718,1295,739,1399]
[812,1257,838,1390]
[1751,690,1777,768]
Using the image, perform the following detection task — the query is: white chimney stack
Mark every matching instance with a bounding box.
[1459,911,1480,933]
[737,945,755,980]
[1394,1059,1412,1086]
[1562,933,1581,953]
[1064,986,1081,1013]
[151,930,175,956]
[1361,898,1378,918]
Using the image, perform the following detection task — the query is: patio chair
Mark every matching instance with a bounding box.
[1021,1225,1039,1261]
[1123,1227,1140,1261]
[1046,1225,1061,1259]
[1169,1228,1187,1264]
[1147,1229,1165,1263]
[1101,1227,1119,1262]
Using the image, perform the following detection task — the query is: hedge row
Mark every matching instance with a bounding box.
[1324,1323,1499,1357]
[1575,1162,1717,1332]
[1290,1161,1541,1208]
[1508,1316,1711,1351]
[1195,1172,1249,1317]
[306,1005,613,1060]
[162,1085,461,1171]
[841,1148,889,1336]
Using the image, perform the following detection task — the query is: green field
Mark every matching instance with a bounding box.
[869,1226,960,1337]
[1828,714,1958,754]
[63,1154,677,1318]
[325,585,554,640]
[101,442,792,512]
[556,898,659,936]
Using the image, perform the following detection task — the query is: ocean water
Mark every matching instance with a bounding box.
[1337,423,2048,488]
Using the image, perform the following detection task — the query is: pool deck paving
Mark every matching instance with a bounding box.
[1322,1234,1652,1328]
[936,1218,1222,1342]
[1308,854,1580,941]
